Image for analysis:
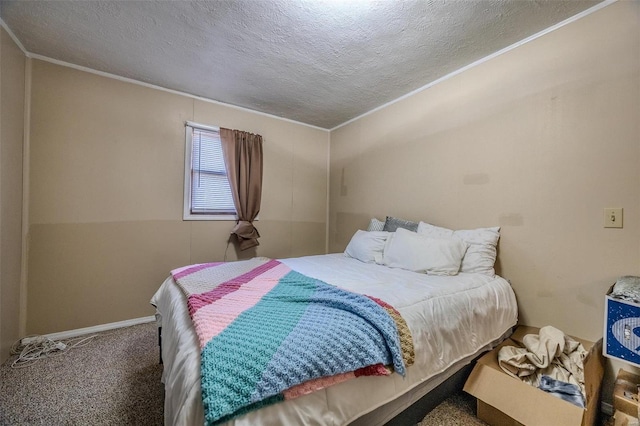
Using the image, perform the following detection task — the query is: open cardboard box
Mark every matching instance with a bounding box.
[463,326,604,426]
[614,369,640,417]
[614,410,639,426]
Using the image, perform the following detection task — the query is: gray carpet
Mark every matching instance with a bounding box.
[0,323,164,425]
[419,392,487,426]
[0,322,486,425]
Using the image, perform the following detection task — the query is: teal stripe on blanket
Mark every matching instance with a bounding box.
[250,283,394,402]
[201,271,316,424]
[200,267,405,425]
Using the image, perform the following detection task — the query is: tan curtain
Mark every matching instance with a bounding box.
[220,128,263,250]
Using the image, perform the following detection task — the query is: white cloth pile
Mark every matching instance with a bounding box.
[498,325,587,395]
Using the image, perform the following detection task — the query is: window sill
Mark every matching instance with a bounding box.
[183,214,238,221]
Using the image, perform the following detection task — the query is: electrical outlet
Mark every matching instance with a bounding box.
[604,208,623,228]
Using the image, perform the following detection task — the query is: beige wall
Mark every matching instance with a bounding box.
[0,27,26,362]
[329,1,640,403]
[331,2,639,341]
[27,60,328,334]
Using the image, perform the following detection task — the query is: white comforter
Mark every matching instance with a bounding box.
[151,254,517,426]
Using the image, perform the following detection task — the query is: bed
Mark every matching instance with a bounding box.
[151,248,518,425]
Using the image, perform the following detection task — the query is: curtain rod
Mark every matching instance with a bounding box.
[185,121,220,132]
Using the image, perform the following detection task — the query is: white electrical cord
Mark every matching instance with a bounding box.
[9,334,101,368]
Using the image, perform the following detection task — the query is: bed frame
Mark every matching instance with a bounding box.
[156,326,487,425]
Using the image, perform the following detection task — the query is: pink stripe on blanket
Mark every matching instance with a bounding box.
[188,259,281,315]
[282,364,390,400]
[191,262,292,347]
[171,262,223,280]
[354,363,391,377]
[283,372,355,399]
[368,295,400,315]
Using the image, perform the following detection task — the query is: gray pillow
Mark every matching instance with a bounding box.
[367,218,385,232]
[383,216,419,232]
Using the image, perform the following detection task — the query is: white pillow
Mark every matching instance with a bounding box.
[417,222,454,238]
[344,230,390,264]
[418,221,500,276]
[367,218,385,232]
[382,228,468,275]
[454,227,500,275]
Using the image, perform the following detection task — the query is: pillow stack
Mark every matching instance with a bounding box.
[382,228,468,275]
[346,216,500,277]
[418,222,500,276]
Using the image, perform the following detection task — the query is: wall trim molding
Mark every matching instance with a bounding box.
[41,316,156,341]
[0,18,28,56]
[2,2,616,134]
[26,53,329,133]
[329,0,618,132]
[325,131,331,254]
[19,58,32,337]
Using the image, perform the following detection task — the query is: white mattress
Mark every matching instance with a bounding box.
[151,254,518,426]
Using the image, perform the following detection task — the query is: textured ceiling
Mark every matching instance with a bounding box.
[1,0,602,129]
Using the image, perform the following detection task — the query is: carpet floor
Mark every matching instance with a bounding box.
[0,322,164,425]
[0,322,607,425]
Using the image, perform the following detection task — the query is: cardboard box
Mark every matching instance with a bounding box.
[605,286,640,367]
[614,369,640,417]
[463,326,604,426]
[614,410,639,426]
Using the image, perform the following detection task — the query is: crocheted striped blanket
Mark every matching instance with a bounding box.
[171,257,414,425]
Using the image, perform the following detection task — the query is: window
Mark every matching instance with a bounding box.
[183,122,236,220]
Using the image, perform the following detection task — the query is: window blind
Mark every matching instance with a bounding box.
[188,126,236,215]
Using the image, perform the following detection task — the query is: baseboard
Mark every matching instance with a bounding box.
[41,316,156,341]
[601,401,614,417]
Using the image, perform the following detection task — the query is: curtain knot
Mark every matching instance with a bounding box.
[231,220,260,250]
